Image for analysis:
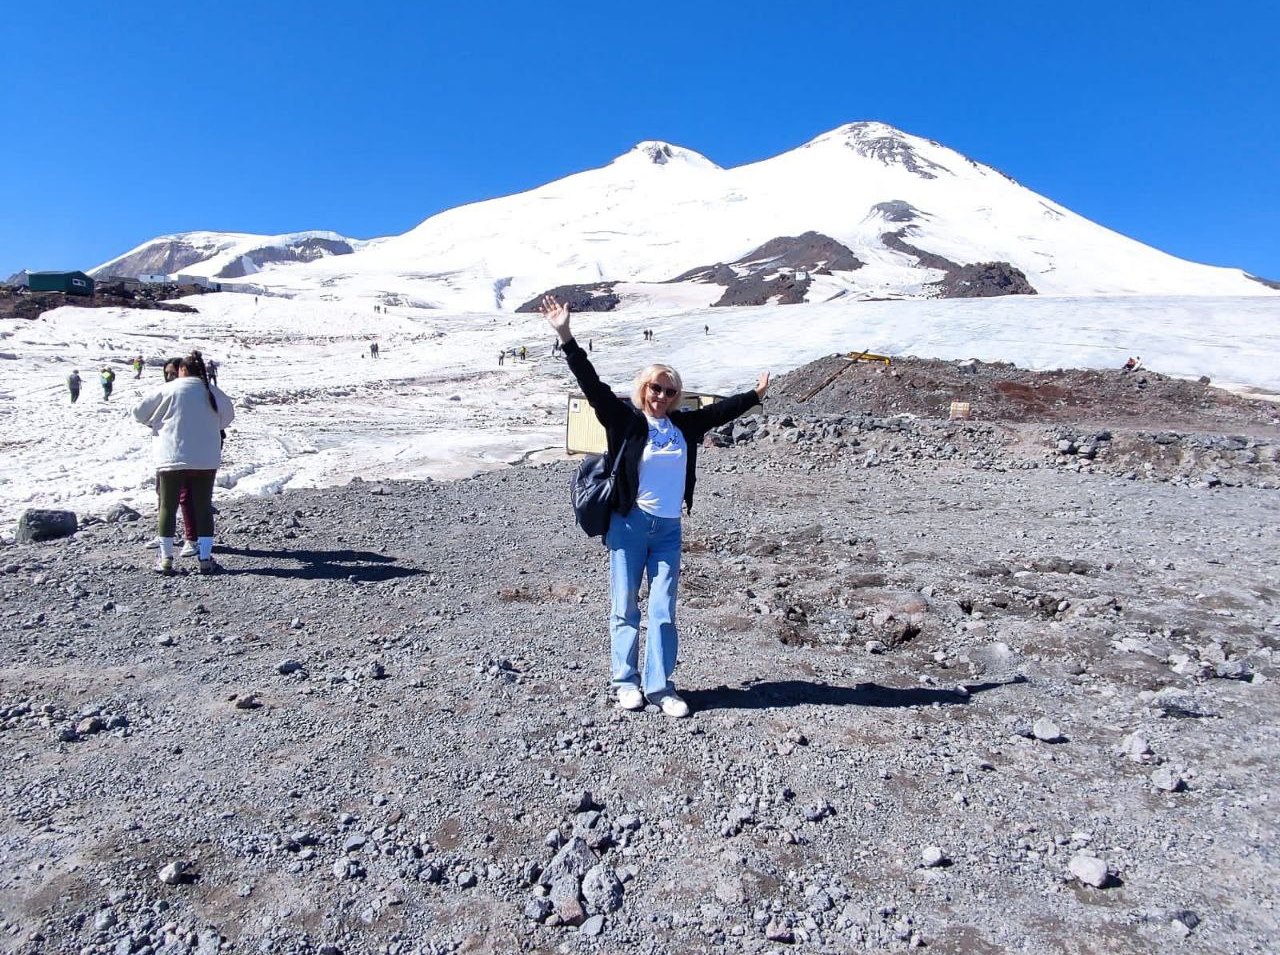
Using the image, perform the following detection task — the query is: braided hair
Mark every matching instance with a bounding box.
[183,350,220,413]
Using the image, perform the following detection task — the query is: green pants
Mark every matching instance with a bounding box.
[156,470,215,539]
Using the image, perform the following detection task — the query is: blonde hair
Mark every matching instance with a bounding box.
[632,363,683,407]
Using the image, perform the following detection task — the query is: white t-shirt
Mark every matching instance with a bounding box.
[635,415,687,518]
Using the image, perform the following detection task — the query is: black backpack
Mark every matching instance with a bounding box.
[570,438,628,538]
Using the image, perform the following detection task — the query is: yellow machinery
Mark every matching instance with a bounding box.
[796,349,891,402]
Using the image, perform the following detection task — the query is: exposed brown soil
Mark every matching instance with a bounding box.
[770,354,1280,434]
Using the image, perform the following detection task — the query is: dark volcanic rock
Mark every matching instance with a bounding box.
[670,232,864,307]
[871,200,923,223]
[1248,273,1280,290]
[667,262,737,286]
[737,232,864,274]
[880,230,1035,297]
[712,271,812,308]
[881,229,957,272]
[515,283,621,313]
[839,122,950,179]
[930,261,1036,298]
[0,283,202,321]
[16,508,78,542]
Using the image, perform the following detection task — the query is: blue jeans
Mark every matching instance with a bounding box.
[606,507,682,696]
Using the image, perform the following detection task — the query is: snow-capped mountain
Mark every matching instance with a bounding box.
[93,123,1277,309]
[91,230,365,281]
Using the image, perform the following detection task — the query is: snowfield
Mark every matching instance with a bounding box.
[1,292,1278,528]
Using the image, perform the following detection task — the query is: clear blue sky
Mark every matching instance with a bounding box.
[3,0,1277,280]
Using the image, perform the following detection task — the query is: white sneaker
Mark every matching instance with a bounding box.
[650,691,690,718]
[616,685,644,711]
[153,556,174,575]
[179,541,199,557]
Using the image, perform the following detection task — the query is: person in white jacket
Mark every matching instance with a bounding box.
[132,350,235,574]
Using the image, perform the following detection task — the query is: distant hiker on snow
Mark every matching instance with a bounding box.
[67,370,81,404]
[132,350,235,575]
[498,351,505,366]
[542,294,769,718]
[370,342,380,359]
[100,367,116,401]
[132,355,144,378]
[207,358,219,385]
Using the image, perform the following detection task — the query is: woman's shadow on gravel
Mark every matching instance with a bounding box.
[684,677,1024,712]
[216,545,424,583]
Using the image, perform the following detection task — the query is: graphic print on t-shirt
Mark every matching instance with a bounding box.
[636,416,687,518]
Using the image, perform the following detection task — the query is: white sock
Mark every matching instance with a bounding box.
[159,538,175,559]
[198,536,214,561]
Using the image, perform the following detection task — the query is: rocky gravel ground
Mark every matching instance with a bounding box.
[1,362,1279,954]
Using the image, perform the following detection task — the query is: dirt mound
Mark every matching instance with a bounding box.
[770,354,1280,433]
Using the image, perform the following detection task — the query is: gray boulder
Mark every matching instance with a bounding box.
[16,509,78,543]
[104,503,141,523]
[539,836,598,886]
[549,874,586,926]
[581,864,624,913]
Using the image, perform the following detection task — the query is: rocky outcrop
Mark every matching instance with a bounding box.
[215,238,355,278]
[90,238,223,279]
[92,234,356,281]
[870,200,922,223]
[670,232,864,307]
[880,229,957,272]
[0,283,202,321]
[880,229,1036,298]
[833,122,952,179]
[515,283,620,313]
[16,508,78,542]
[930,261,1036,298]
[711,271,811,307]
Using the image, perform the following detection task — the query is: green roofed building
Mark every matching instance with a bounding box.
[27,271,95,296]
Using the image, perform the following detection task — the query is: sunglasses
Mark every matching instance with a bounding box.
[646,382,678,399]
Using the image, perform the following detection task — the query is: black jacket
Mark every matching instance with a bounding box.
[563,336,760,515]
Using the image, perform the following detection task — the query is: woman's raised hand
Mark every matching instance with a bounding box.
[540,295,571,340]
[755,371,771,399]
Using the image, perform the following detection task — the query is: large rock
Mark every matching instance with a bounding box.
[16,509,78,543]
[581,864,624,913]
[549,874,586,926]
[1068,853,1110,888]
[539,836,598,886]
[104,502,141,524]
